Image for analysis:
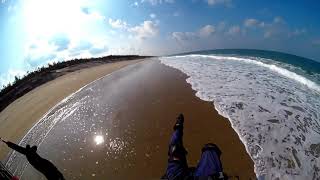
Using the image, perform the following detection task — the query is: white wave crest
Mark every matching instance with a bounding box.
[187,54,320,93]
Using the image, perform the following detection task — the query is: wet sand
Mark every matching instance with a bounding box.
[8,60,255,179]
[0,59,143,161]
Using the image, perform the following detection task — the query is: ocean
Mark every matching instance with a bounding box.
[160,49,320,179]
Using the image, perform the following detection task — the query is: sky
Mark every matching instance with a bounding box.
[0,0,320,88]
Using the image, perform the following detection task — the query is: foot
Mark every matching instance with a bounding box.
[174,113,184,130]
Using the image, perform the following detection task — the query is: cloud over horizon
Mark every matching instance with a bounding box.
[129,20,159,39]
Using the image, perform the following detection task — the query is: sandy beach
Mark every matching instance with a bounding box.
[0,59,143,161]
[2,59,255,179]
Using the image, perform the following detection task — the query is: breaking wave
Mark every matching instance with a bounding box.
[189,54,320,93]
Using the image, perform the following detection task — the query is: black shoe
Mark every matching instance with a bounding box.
[174,113,184,130]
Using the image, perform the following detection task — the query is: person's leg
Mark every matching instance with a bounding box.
[165,114,189,179]
[169,122,183,148]
[168,114,187,163]
[194,143,224,179]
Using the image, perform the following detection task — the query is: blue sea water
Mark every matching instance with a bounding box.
[160,49,320,180]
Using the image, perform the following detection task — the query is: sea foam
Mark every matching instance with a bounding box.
[160,55,320,180]
[190,55,320,93]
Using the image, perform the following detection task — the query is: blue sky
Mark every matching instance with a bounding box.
[0,0,320,88]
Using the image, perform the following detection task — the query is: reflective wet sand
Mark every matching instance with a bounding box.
[7,60,255,179]
[0,59,143,161]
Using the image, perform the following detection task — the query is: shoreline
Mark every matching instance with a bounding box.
[160,60,257,177]
[0,59,145,161]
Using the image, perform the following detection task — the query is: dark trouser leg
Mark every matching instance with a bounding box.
[169,126,183,148]
[168,127,187,164]
[164,114,189,179]
[194,143,224,178]
[168,114,187,164]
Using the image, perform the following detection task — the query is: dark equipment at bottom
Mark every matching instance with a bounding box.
[162,114,227,180]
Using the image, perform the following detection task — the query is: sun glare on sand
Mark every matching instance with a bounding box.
[94,135,104,145]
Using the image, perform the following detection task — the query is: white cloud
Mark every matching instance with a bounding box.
[67,38,110,58]
[244,18,260,27]
[129,21,159,39]
[312,39,320,46]
[89,46,108,55]
[141,0,175,5]
[259,22,266,28]
[261,16,287,38]
[244,18,267,29]
[24,34,110,69]
[173,11,180,17]
[207,0,232,7]
[243,16,302,39]
[88,12,106,21]
[7,5,12,12]
[133,1,139,6]
[199,25,215,37]
[273,16,285,24]
[108,18,128,29]
[172,24,215,43]
[226,25,241,35]
[172,32,197,42]
[216,21,226,32]
[23,39,59,67]
[263,25,282,38]
[24,39,58,64]
[288,29,307,37]
[0,69,27,89]
[150,13,157,19]
[80,8,106,21]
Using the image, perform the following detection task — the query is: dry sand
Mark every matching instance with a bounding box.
[0,59,143,161]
